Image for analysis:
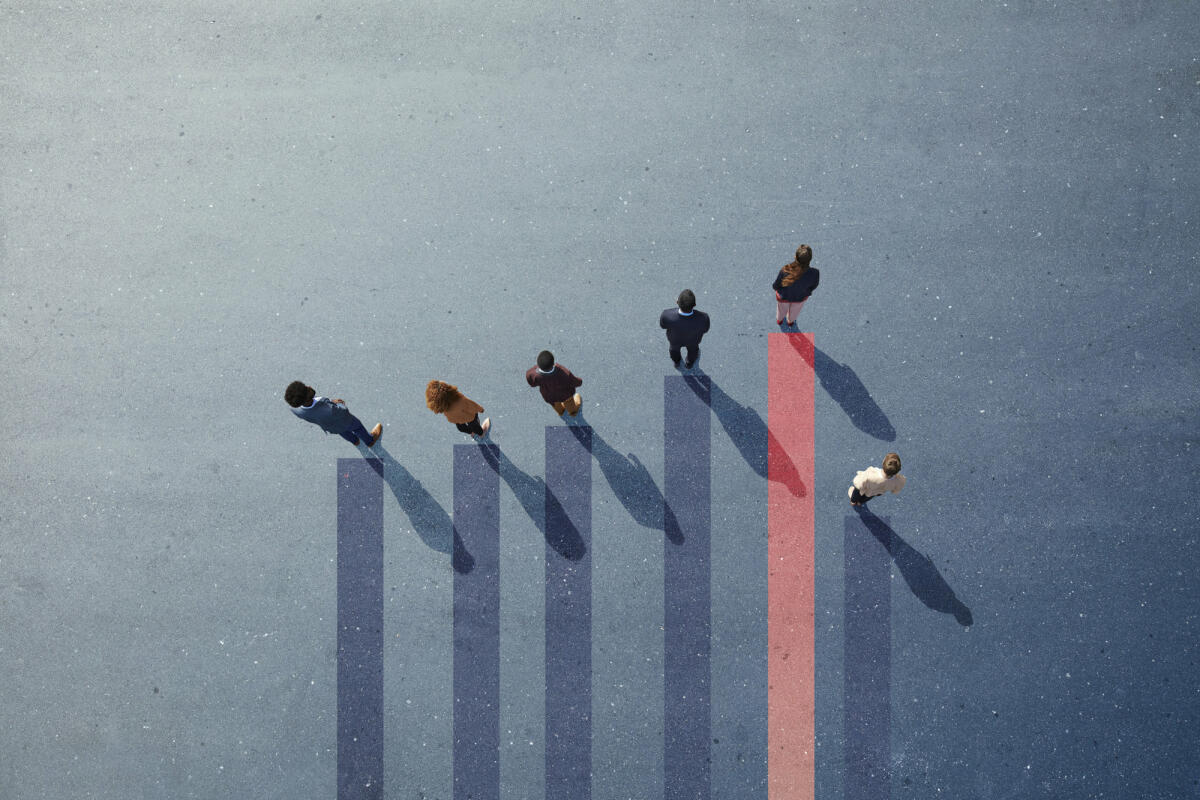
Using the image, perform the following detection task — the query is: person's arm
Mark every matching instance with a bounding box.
[562,366,583,388]
[702,313,711,334]
[772,271,783,293]
[659,310,669,329]
[890,475,906,494]
[525,368,538,387]
[468,398,485,414]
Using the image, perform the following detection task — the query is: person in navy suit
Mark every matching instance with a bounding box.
[285,381,382,447]
[659,289,710,369]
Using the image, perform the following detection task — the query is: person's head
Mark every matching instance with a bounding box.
[882,452,902,477]
[285,381,315,407]
[795,244,812,269]
[677,289,697,313]
[425,379,462,414]
[537,350,556,371]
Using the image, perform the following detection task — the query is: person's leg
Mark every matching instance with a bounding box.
[456,421,473,435]
[552,400,567,415]
[564,393,581,416]
[776,297,790,325]
[684,343,699,368]
[669,343,682,367]
[465,414,485,436]
[786,300,806,325]
[342,415,371,445]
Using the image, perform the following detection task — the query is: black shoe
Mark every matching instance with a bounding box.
[348,437,361,445]
[671,358,682,369]
[684,361,696,369]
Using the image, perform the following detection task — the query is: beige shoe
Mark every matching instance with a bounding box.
[368,423,383,447]
[480,417,491,435]
[569,393,582,416]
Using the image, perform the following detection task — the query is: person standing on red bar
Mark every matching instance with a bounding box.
[773,244,820,328]
[284,381,383,447]
[659,288,711,370]
[848,452,905,506]
[425,379,491,438]
[526,350,584,418]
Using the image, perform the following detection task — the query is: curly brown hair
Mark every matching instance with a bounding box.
[781,244,813,287]
[425,380,462,414]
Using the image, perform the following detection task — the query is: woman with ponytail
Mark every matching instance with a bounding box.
[772,244,820,327]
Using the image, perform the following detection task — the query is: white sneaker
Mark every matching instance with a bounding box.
[480,417,491,435]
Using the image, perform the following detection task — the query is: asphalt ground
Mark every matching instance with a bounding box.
[2,2,1198,798]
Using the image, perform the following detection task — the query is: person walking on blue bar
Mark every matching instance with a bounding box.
[659,289,710,370]
[526,350,584,418]
[848,452,906,506]
[773,244,820,328]
[285,381,382,447]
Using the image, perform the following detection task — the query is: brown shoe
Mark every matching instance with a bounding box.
[480,417,491,435]
[368,423,383,447]
[568,393,582,416]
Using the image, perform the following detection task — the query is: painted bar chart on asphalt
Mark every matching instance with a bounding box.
[767,333,816,800]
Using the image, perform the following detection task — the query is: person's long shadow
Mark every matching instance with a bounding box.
[853,506,973,626]
[696,373,807,499]
[586,426,682,544]
[368,443,474,574]
[789,336,896,441]
[481,445,587,561]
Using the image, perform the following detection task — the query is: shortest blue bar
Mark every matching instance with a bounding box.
[337,458,385,800]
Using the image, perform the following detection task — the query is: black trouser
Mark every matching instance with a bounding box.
[455,414,484,435]
[849,487,876,505]
[669,342,700,366]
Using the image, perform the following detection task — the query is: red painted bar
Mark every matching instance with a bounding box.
[767,332,815,800]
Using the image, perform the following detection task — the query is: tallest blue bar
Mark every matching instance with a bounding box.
[664,376,712,800]
[337,458,384,800]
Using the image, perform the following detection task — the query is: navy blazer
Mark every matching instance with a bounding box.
[659,307,711,346]
[773,267,820,302]
[291,396,354,434]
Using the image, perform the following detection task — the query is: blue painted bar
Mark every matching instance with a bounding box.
[544,426,593,800]
[337,458,385,800]
[663,376,712,800]
[844,514,892,800]
[453,445,501,800]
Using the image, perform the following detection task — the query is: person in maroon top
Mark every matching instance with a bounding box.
[525,350,584,417]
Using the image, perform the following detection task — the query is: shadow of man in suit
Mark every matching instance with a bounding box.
[690,372,807,499]
[369,443,474,574]
[853,505,973,626]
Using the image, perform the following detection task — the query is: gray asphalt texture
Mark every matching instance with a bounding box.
[3,3,1198,799]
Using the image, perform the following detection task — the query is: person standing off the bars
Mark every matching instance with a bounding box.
[659,288,710,370]
[773,244,820,328]
[848,452,905,506]
[284,381,383,447]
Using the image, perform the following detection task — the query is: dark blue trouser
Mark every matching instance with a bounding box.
[669,342,700,366]
[339,415,373,445]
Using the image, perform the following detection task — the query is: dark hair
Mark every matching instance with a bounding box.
[425,380,463,414]
[781,244,813,287]
[537,350,555,371]
[285,381,312,407]
[882,452,902,477]
[677,289,697,313]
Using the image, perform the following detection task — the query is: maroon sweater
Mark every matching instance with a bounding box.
[525,365,583,403]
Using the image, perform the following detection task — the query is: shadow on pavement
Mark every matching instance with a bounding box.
[854,506,973,626]
[369,444,474,574]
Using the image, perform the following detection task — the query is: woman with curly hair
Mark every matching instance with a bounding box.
[425,379,491,438]
[772,244,820,327]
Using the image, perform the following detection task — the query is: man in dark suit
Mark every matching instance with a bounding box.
[285,381,382,447]
[659,289,710,369]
